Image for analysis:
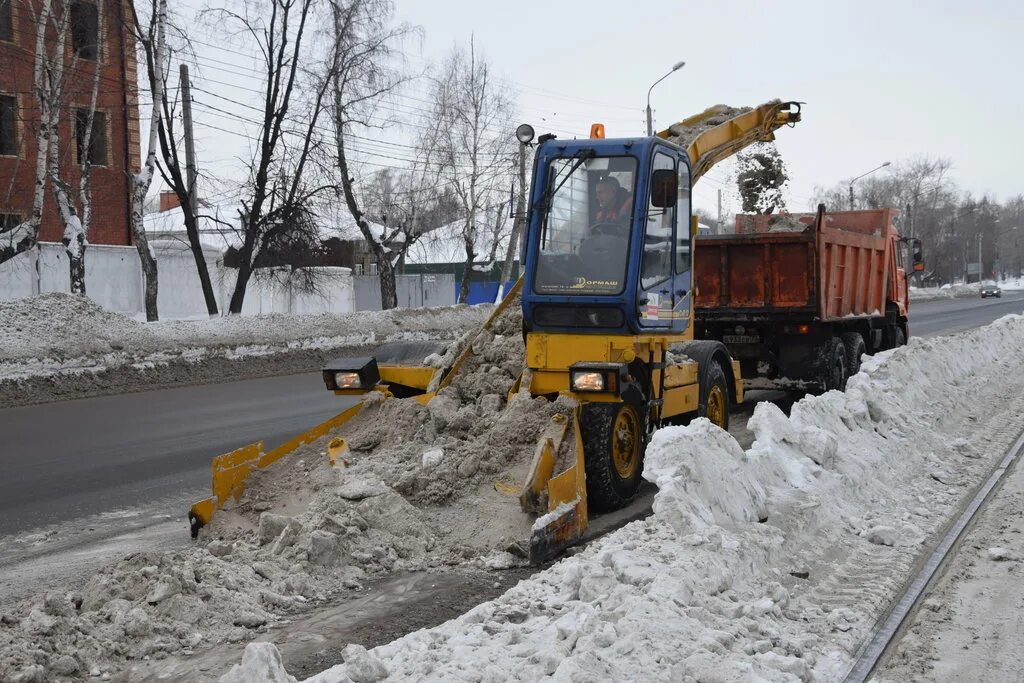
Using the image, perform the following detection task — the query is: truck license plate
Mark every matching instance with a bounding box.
[723,335,759,344]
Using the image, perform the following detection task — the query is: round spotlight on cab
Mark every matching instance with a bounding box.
[515,123,535,144]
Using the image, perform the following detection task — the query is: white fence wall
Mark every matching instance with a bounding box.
[152,241,225,320]
[0,241,360,320]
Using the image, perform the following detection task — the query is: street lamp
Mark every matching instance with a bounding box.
[646,60,686,136]
[848,162,891,210]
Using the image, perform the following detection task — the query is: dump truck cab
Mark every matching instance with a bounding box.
[522,136,695,337]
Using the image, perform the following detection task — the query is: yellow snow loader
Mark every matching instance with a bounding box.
[189,100,802,564]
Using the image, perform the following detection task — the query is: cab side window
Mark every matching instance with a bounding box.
[676,163,691,274]
[641,152,675,289]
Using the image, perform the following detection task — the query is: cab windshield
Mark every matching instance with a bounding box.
[534,155,637,295]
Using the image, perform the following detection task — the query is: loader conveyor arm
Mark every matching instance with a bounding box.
[658,100,801,184]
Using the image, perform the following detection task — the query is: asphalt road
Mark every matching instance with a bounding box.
[0,374,358,537]
[910,290,1024,337]
[1,292,1022,541]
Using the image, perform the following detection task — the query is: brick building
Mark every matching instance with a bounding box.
[0,0,140,245]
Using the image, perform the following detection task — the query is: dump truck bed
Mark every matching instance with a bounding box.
[695,209,899,322]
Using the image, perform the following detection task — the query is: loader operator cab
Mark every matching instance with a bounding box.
[523,137,693,335]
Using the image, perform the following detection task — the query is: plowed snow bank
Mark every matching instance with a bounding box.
[0,293,489,406]
[0,295,567,682]
[272,314,1024,682]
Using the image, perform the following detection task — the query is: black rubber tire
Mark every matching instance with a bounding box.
[841,332,867,377]
[580,400,648,513]
[697,361,731,430]
[893,326,906,347]
[820,337,848,392]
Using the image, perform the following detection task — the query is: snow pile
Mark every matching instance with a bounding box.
[0,293,160,361]
[0,294,574,682]
[998,277,1024,291]
[0,292,491,406]
[909,282,979,301]
[664,104,752,149]
[766,214,812,233]
[282,314,1024,682]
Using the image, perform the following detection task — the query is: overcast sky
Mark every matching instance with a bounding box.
[182,0,1023,218]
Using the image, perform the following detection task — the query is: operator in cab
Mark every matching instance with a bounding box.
[594,176,632,224]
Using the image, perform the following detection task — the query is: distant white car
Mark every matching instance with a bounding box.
[980,280,1002,298]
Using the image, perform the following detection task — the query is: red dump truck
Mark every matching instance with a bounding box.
[694,206,924,391]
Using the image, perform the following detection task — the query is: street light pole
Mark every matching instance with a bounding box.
[847,162,891,210]
[646,60,685,136]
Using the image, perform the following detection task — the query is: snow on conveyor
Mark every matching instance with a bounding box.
[224,314,1024,682]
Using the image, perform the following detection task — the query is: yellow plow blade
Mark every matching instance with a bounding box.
[520,407,589,564]
[188,402,365,537]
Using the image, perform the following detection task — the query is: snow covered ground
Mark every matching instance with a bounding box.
[877,431,1024,682]
[910,277,1024,301]
[220,314,1024,683]
[909,283,979,301]
[0,293,489,406]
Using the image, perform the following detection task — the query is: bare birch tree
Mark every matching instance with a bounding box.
[126,0,169,320]
[138,16,221,314]
[421,37,516,303]
[325,0,416,310]
[47,0,105,293]
[0,0,62,264]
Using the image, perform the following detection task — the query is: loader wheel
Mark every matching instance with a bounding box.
[841,332,867,377]
[581,399,647,513]
[698,361,731,431]
[820,338,848,392]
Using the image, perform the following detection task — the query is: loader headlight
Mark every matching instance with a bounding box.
[333,372,362,389]
[571,371,605,392]
[568,363,625,394]
[322,356,381,391]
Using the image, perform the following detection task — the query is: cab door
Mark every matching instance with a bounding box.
[637,150,676,329]
[670,153,693,334]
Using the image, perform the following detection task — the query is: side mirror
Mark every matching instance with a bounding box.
[650,168,677,208]
[910,238,924,271]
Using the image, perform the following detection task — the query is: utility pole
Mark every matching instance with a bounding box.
[499,125,533,299]
[180,64,199,217]
[513,141,526,277]
[179,63,220,316]
[978,233,983,282]
[849,185,855,211]
[716,189,722,235]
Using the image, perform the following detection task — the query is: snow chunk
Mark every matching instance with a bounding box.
[987,546,1014,561]
[420,448,444,470]
[220,643,296,683]
[643,419,768,531]
[531,500,578,532]
[341,644,388,682]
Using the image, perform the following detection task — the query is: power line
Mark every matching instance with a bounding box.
[190,100,513,174]
[191,86,517,162]
[183,34,639,114]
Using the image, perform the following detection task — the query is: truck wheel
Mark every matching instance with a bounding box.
[893,326,906,347]
[841,332,866,377]
[698,361,731,430]
[580,399,648,512]
[820,338,848,392]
